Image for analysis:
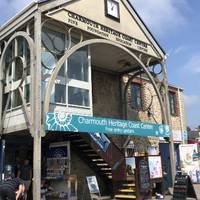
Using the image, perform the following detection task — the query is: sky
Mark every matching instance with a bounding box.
[0,0,200,128]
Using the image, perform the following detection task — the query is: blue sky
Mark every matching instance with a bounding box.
[0,0,199,128]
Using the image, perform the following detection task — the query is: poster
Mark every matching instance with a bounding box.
[148,156,163,179]
[86,176,100,194]
[126,157,135,176]
[179,144,200,183]
[90,133,110,152]
[47,142,69,179]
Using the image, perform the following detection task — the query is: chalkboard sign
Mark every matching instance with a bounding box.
[138,158,150,191]
[173,174,197,200]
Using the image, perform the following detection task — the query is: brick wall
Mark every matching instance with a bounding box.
[92,71,186,152]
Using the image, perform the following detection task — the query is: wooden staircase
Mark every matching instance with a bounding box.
[114,181,136,199]
[69,133,113,182]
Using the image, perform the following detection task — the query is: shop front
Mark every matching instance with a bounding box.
[0,0,174,199]
[43,113,170,199]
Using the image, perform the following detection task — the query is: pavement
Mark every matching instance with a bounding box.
[151,184,200,200]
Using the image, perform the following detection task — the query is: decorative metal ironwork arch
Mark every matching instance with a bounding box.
[43,38,167,125]
[0,31,35,134]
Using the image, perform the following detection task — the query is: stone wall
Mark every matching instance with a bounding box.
[92,69,121,119]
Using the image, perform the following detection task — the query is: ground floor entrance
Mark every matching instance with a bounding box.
[0,129,173,200]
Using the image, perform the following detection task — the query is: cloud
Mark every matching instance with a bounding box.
[130,0,190,37]
[173,46,185,55]
[183,52,200,73]
[184,94,200,108]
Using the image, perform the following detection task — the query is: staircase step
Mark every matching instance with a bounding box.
[119,189,136,193]
[100,168,112,171]
[78,144,90,147]
[92,159,104,162]
[104,172,112,175]
[122,184,135,187]
[82,149,95,153]
[71,139,85,143]
[114,194,136,199]
[96,163,109,166]
[68,134,81,137]
[87,154,100,157]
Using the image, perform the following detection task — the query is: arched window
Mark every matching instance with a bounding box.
[3,37,30,110]
[41,24,92,114]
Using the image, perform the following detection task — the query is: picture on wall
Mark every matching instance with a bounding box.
[148,156,163,179]
[90,133,110,152]
[126,157,135,176]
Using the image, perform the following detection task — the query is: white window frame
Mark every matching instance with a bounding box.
[4,38,31,111]
[41,25,93,116]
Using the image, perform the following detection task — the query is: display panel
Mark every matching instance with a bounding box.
[148,156,163,179]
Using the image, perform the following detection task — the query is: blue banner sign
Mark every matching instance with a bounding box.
[45,112,170,137]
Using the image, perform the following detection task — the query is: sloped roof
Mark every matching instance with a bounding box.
[0,0,165,58]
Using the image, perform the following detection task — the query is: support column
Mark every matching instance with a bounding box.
[0,53,3,132]
[161,60,176,185]
[32,10,42,200]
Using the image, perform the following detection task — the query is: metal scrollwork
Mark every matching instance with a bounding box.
[67,27,83,50]
[0,32,34,134]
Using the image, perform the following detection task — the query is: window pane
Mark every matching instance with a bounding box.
[13,89,22,107]
[18,37,24,57]
[58,64,65,77]
[169,92,176,115]
[3,93,11,110]
[42,51,56,71]
[25,84,30,103]
[14,57,23,81]
[26,46,30,76]
[18,37,30,76]
[68,87,89,107]
[68,48,88,82]
[42,27,65,55]
[55,84,66,104]
[5,43,13,77]
[131,83,142,109]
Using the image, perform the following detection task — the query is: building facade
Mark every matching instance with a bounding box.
[0,0,186,199]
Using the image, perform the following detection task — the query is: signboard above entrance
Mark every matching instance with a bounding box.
[46,9,158,57]
[45,112,170,137]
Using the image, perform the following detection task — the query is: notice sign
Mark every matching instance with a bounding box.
[179,144,200,183]
[46,9,158,56]
[148,156,163,179]
[45,112,170,137]
[173,174,197,200]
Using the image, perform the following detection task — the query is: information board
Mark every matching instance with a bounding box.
[173,174,197,200]
[148,156,163,179]
[138,158,151,191]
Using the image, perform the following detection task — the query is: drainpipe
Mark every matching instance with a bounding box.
[177,88,185,143]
